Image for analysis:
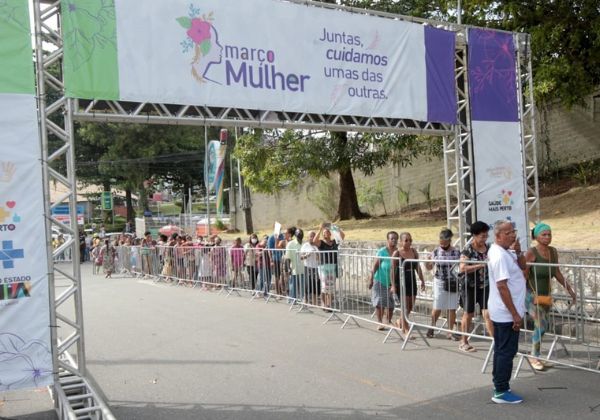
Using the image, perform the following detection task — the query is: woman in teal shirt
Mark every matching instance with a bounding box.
[525,222,576,371]
[368,231,398,330]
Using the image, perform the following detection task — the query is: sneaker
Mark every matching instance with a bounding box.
[491,390,523,404]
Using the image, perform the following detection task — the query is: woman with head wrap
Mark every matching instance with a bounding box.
[524,222,576,371]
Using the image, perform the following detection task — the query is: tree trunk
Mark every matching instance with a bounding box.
[125,188,134,222]
[181,183,191,214]
[242,187,254,234]
[138,183,150,213]
[337,167,368,220]
[330,131,368,220]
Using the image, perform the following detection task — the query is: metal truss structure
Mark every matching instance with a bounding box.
[444,34,476,247]
[30,0,537,417]
[73,100,454,136]
[516,33,541,234]
[34,0,115,418]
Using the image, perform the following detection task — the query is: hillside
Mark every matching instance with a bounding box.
[331,184,600,250]
[223,184,598,251]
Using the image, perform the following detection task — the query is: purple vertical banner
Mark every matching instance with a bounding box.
[469,27,527,249]
[468,28,518,122]
[425,26,457,124]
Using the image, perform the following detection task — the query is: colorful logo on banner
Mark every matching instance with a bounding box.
[0,240,25,269]
[485,166,513,181]
[0,280,32,300]
[177,4,313,93]
[0,201,22,232]
[177,5,222,84]
[487,189,514,212]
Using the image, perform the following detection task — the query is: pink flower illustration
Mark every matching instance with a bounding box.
[187,18,211,44]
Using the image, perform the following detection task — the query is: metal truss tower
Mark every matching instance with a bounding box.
[34,0,115,418]
[516,33,541,233]
[444,33,476,246]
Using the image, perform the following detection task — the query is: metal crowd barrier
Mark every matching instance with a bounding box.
[513,260,600,375]
[111,244,600,375]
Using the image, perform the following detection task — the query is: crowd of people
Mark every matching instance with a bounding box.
[83,223,346,311]
[368,220,576,405]
[76,218,575,405]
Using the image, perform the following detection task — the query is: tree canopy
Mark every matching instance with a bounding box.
[234,130,440,219]
[76,123,208,219]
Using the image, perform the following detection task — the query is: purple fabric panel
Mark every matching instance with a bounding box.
[425,26,457,124]
[468,28,519,122]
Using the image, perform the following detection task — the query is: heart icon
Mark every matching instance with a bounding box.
[13,214,21,223]
[6,201,16,208]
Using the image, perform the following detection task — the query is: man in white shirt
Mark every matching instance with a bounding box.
[487,220,527,404]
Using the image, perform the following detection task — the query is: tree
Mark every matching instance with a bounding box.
[234,129,440,219]
[76,123,208,220]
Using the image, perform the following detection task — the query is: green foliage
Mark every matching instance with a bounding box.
[357,180,387,215]
[572,160,599,186]
[105,221,126,234]
[214,219,227,231]
[307,178,339,220]
[418,182,433,213]
[396,185,411,210]
[76,123,211,214]
[234,129,433,192]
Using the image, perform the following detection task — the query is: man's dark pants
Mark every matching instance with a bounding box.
[492,321,520,393]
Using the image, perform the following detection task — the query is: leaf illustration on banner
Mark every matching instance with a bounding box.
[470,30,516,107]
[62,0,117,70]
[0,0,30,32]
[177,16,192,29]
[0,333,52,391]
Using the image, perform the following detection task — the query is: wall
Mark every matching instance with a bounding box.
[235,153,446,231]
[536,96,600,171]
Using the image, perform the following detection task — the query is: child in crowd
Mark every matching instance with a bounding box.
[230,237,245,288]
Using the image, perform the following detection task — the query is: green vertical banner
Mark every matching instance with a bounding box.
[101,191,113,210]
[0,0,35,94]
[0,0,53,391]
[61,0,120,99]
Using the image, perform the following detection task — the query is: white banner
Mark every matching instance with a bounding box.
[0,94,53,391]
[62,0,457,123]
[472,121,527,247]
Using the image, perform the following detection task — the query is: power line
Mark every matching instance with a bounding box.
[75,151,205,167]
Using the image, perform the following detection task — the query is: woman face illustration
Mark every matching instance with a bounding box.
[201,25,222,77]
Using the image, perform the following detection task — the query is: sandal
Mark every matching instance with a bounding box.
[426,329,434,338]
[447,334,460,341]
[528,357,545,371]
[459,343,477,352]
[377,325,388,331]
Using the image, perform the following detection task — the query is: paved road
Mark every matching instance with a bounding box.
[2,263,600,419]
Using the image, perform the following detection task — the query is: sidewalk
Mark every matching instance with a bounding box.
[2,263,599,419]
